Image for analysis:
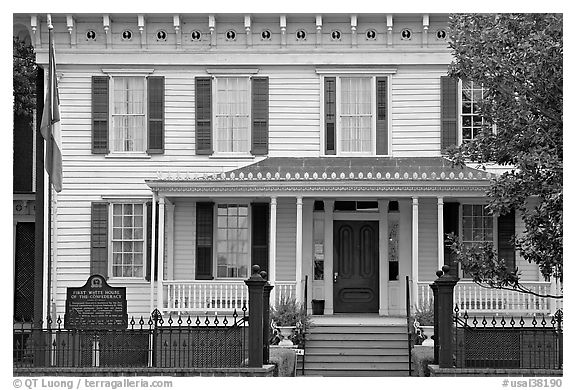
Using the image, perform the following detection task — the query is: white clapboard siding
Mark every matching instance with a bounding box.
[276,198,297,281]
[173,201,196,280]
[418,199,438,280]
[391,66,447,157]
[514,210,539,281]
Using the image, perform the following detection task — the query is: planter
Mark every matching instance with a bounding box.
[277,326,295,346]
[312,300,325,315]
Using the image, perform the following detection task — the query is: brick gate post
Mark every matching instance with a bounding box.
[430,265,459,368]
[245,265,267,367]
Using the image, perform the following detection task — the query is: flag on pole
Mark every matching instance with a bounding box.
[40,17,63,193]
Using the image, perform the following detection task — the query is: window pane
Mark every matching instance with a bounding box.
[111,202,145,278]
[215,77,250,153]
[215,204,250,278]
[340,77,372,153]
[111,77,146,153]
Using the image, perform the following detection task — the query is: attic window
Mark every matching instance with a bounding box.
[261,29,271,40]
[122,30,133,40]
[366,29,377,40]
[191,30,202,41]
[296,29,307,41]
[331,30,342,41]
[401,29,412,40]
[157,30,167,41]
[226,30,237,41]
[86,30,96,40]
[436,29,447,40]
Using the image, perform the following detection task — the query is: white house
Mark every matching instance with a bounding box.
[13,13,559,328]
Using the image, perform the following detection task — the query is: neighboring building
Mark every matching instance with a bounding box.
[14,13,559,325]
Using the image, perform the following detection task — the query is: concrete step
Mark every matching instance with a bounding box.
[304,354,409,363]
[308,325,408,333]
[301,368,410,377]
[304,347,409,356]
[307,332,407,341]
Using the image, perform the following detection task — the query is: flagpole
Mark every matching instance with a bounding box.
[45,14,53,324]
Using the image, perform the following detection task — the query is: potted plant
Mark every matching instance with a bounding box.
[270,297,311,347]
[412,301,435,346]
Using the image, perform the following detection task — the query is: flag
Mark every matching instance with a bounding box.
[40,25,63,193]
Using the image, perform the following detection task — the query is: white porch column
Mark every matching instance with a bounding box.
[269,196,277,305]
[156,197,166,311]
[378,199,389,316]
[166,201,175,280]
[437,197,444,271]
[324,200,334,314]
[295,196,303,303]
[149,193,157,313]
[412,197,419,308]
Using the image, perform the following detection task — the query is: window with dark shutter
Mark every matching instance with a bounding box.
[324,77,336,155]
[440,76,458,152]
[251,77,269,155]
[147,76,165,154]
[91,202,109,277]
[146,201,159,281]
[92,76,109,154]
[498,210,516,271]
[195,77,213,155]
[196,202,214,279]
[376,77,388,155]
[443,202,459,276]
[251,203,270,274]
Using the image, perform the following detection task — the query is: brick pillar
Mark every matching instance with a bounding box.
[261,271,274,365]
[245,265,267,368]
[430,265,459,368]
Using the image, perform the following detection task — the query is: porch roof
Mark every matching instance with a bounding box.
[146,157,494,196]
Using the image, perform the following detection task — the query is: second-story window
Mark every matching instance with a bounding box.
[323,75,389,156]
[111,76,146,153]
[460,80,487,142]
[215,77,251,154]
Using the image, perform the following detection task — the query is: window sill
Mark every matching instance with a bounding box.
[105,154,151,160]
[209,154,256,160]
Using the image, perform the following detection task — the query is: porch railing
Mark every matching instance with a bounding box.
[418,281,559,315]
[164,280,296,313]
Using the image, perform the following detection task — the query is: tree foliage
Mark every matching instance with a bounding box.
[446,14,563,292]
[13,37,36,117]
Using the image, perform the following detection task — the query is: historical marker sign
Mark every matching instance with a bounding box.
[64,275,128,330]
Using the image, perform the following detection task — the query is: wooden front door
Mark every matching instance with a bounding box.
[333,221,379,313]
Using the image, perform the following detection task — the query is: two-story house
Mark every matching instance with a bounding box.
[15,13,559,337]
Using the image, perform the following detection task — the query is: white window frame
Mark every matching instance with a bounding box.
[316,67,396,157]
[102,69,154,156]
[458,203,498,279]
[213,202,252,280]
[457,80,495,145]
[107,200,148,280]
[211,75,253,157]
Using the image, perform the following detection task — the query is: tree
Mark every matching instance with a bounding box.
[446,14,562,298]
[13,37,36,118]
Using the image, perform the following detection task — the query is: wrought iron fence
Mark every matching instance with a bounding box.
[453,306,563,370]
[14,308,249,369]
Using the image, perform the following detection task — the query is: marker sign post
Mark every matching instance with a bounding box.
[64,275,128,330]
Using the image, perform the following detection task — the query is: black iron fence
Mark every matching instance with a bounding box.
[14,308,249,368]
[453,306,563,370]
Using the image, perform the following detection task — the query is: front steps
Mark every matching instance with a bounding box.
[299,316,411,377]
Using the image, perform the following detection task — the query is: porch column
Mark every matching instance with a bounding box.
[269,196,277,305]
[324,200,334,315]
[156,197,166,311]
[166,201,175,280]
[149,192,157,313]
[412,197,419,308]
[295,196,303,303]
[437,197,444,271]
[378,199,389,315]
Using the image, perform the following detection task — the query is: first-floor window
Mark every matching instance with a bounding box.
[216,204,249,278]
[111,76,146,153]
[461,204,494,247]
[111,203,145,277]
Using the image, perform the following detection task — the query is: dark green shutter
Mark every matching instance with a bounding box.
[251,203,270,274]
[324,77,336,155]
[498,210,516,271]
[376,77,388,155]
[440,76,458,152]
[251,77,269,155]
[92,76,109,154]
[90,202,109,278]
[147,76,165,154]
[196,202,214,280]
[145,201,159,281]
[195,77,213,155]
[443,202,460,276]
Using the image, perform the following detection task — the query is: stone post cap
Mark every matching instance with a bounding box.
[245,264,267,286]
[433,265,460,284]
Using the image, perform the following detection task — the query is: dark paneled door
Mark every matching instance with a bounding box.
[333,221,379,313]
